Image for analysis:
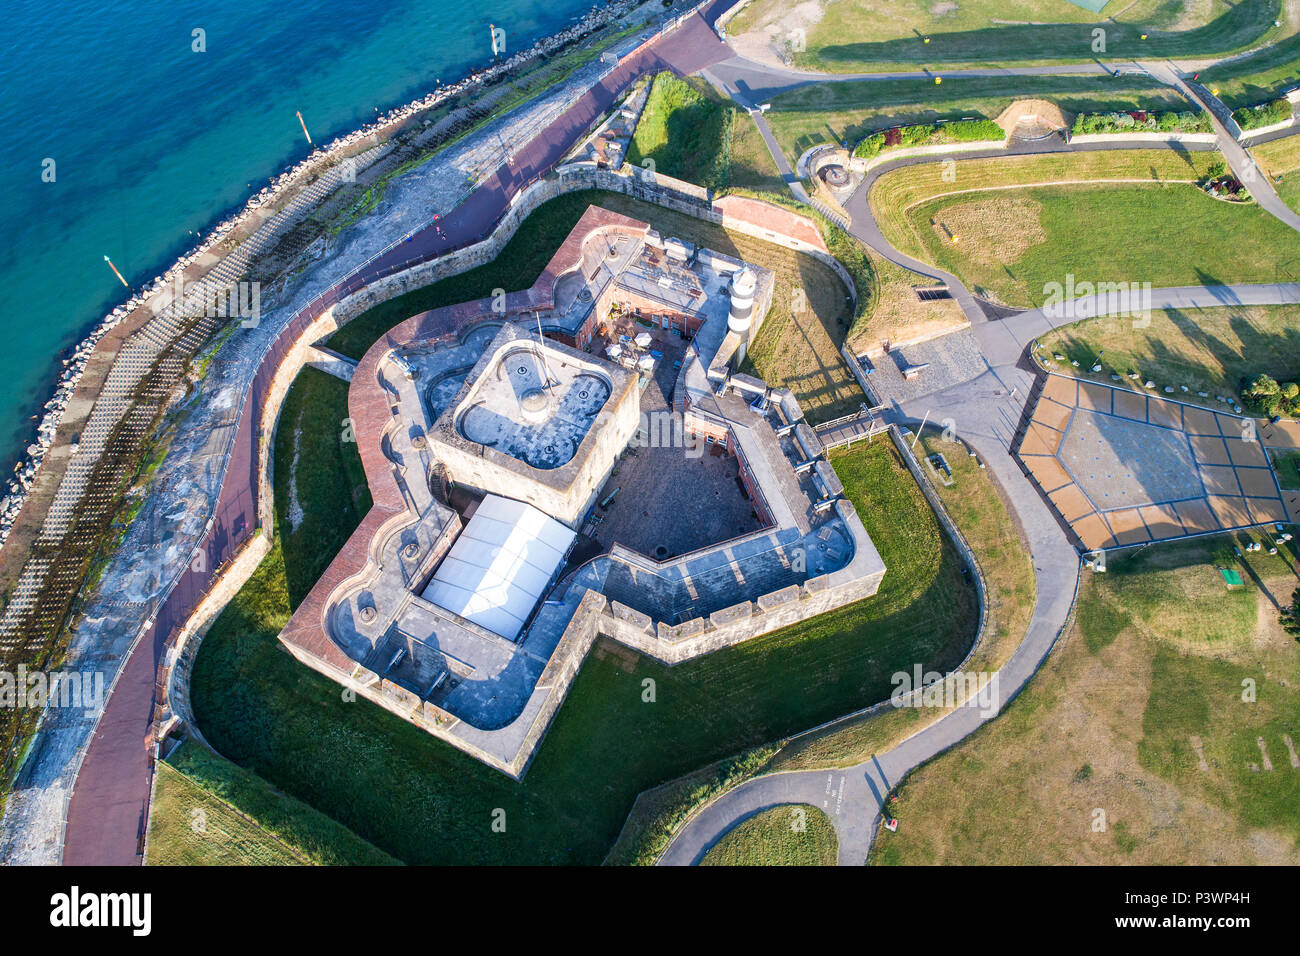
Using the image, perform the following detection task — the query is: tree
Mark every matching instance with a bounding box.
[1279,587,1300,640]
[1243,374,1282,415]
[1244,373,1279,398]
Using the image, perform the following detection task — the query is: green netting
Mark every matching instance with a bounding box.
[1219,568,1245,588]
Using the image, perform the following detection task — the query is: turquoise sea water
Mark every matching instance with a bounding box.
[0,0,595,471]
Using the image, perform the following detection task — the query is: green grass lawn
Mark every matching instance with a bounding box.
[1201,32,1300,108]
[1252,134,1300,215]
[765,74,1187,160]
[627,73,735,192]
[701,804,838,865]
[1270,448,1300,490]
[730,0,1282,73]
[273,367,371,605]
[874,536,1300,865]
[190,380,978,864]
[869,148,1219,252]
[727,111,787,194]
[327,191,605,361]
[603,744,779,865]
[1038,305,1300,412]
[146,744,398,865]
[871,151,1300,308]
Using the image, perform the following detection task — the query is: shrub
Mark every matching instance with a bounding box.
[1244,373,1279,399]
[936,118,1005,142]
[1280,587,1300,639]
[853,132,888,159]
[1072,109,1211,135]
[1232,98,1292,131]
[852,119,1004,159]
[1242,374,1300,417]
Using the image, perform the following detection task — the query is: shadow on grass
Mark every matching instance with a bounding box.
[805,0,1275,69]
[1200,31,1300,108]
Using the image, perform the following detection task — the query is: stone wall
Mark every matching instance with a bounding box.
[847,139,1009,177]
[325,164,853,350]
[429,330,642,528]
[161,532,272,749]
[598,562,884,664]
[840,343,881,405]
[282,588,608,779]
[1238,117,1297,141]
[1069,132,1218,146]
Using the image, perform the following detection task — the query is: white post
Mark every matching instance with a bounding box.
[912,409,931,449]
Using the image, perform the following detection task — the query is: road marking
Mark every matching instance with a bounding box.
[823,772,846,816]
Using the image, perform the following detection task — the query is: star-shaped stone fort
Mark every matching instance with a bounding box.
[278,205,886,777]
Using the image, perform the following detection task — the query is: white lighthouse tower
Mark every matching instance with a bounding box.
[727,266,758,364]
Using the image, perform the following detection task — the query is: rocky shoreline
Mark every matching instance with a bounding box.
[0,0,644,549]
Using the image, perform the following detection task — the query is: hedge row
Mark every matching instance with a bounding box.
[852,119,1005,160]
[1231,98,1293,131]
[1070,109,1213,135]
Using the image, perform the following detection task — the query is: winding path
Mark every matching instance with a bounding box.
[661,59,1300,865]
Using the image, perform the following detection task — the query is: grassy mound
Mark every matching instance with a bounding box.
[147,744,397,865]
[627,73,735,192]
[702,805,838,866]
[870,150,1300,309]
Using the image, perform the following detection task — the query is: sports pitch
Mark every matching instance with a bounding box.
[1017,375,1299,550]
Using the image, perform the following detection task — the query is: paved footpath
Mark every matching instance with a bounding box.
[356,10,731,284]
[662,79,1300,864]
[704,54,1153,106]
